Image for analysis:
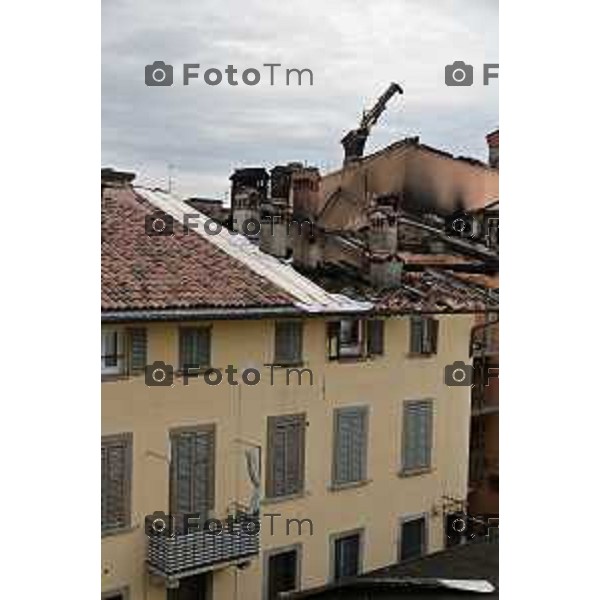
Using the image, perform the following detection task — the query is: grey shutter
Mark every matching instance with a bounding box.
[101,434,132,532]
[179,327,211,371]
[127,328,147,372]
[170,427,215,525]
[367,320,384,355]
[267,414,305,498]
[334,408,367,484]
[275,322,303,365]
[402,400,433,471]
[410,317,424,353]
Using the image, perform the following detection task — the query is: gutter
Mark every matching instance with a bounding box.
[101,304,372,323]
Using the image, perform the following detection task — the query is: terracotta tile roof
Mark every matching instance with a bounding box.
[101,185,296,311]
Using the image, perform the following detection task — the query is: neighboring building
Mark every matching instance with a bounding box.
[280,541,499,599]
[101,168,496,600]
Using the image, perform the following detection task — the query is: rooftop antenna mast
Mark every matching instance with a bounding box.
[167,163,175,193]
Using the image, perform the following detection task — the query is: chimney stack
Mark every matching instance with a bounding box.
[486,129,499,169]
[229,168,269,237]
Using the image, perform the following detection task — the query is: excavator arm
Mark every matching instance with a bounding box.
[341,82,403,164]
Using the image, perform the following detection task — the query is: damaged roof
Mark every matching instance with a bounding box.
[305,264,498,315]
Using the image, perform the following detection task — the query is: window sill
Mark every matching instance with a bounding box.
[328,355,383,364]
[406,353,437,359]
[329,479,371,492]
[270,361,306,369]
[398,468,433,478]
[262,491,306,505]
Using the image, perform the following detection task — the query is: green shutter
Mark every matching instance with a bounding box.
[170,427,215,525]
[267,414,305,498]
[127,328,147,373]
[334,408,368,485]
[275,322,303,365]
[101,434,132,532]
[179,327,211,371]
[402,400,433,472]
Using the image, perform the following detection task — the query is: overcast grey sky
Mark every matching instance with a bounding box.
[102,0,498,198]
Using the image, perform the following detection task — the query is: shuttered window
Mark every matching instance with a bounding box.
[101,434,132,533]
[401,400,433,472]
[409,317,439,355]
[101,327,147,377]
[367,320,385,355]
[400,517,427,560]
[170,427,215,528]
[333,533,362,581]
[333,407,368,486]
[274,321,303,365]
[179,327,211,373]
[126,327,147,373]
[266,414,306,498]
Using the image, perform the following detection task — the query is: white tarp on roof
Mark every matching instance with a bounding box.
[136,187,372,314]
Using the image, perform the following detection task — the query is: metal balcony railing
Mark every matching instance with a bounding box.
[147,514,259,582]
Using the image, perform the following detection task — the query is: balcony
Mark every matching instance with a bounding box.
[147,514,259,584]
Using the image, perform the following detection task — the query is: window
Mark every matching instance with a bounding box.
[179,327,211,373]
[401,399,433,473]
[332,407,368,486]
[101,329,124,375]
[170,426,215,529]
[101,327,147,376]
[274,321,303,365]
[327,319,385,360]
[409,316,438,355]
[101,434,132,533]
[266,548,300,600]
[332,532,362,581]
[399,516,427,561]
[266,414,305,499]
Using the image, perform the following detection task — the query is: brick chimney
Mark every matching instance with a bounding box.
[229,168,269,237]
[486,129,499,169]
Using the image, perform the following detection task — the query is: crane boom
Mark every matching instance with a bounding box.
[341,82,403,164]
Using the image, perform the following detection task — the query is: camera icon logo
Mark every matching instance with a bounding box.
[145,361,174,387]
[145,211,174,236]
[145,511,174,537]
[445,210,477,239]
[445,61,474,86]
[444,361,474,387]
[145,61,174,87]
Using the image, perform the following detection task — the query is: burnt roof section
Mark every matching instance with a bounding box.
[282,542,498,599]
[303,264,498,315]
[101,185,296,312]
